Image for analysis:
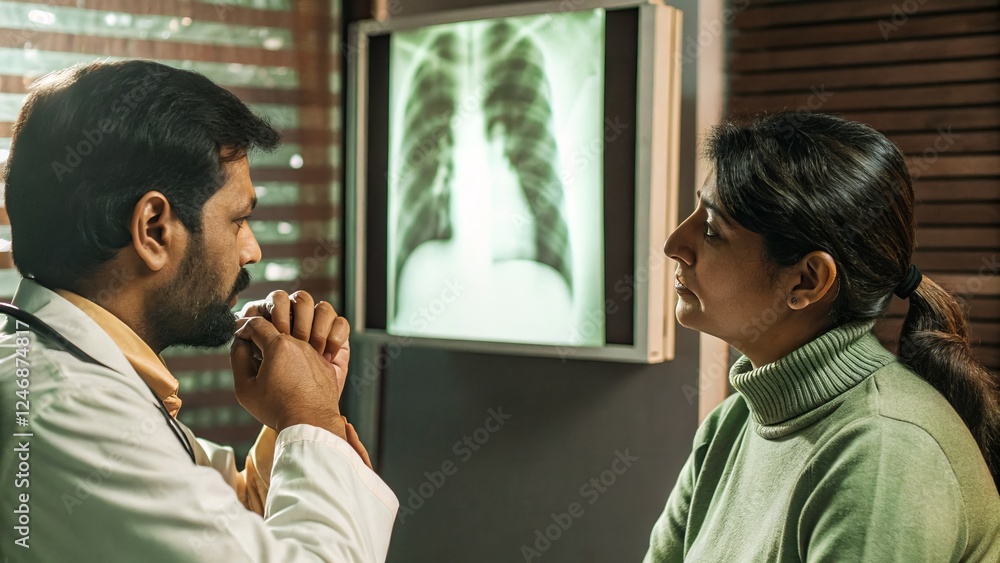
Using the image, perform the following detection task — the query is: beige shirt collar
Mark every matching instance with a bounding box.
[55,290,182,418]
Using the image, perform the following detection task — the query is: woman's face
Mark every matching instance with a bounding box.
[663,177,788,353]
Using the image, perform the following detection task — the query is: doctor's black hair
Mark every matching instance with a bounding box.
[3,59,279,293]
[706,112,1000,490]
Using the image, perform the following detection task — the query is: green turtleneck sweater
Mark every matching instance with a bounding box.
[644,322,1000,562]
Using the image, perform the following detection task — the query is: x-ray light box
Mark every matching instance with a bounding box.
[346,0,681,363]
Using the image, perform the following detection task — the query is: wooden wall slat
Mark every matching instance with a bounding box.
[838,106,1000,133]
[732,58,1000,95]
[731,35,1000,73]
[887,295,1000,320]
[932,273,1000,297]
[914,179,1000,202]
[891,130,1000,155]
[732,9,1000,51]
[916,205,1000,226]
[735,0,996,29]
[915,228,1000,248]
[914,251,1000,272]
[907,154,1000,178]
[731,82,1000,113]
[974,345,1000,366]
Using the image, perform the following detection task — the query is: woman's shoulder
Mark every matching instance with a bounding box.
[868,360,980,456]
[831,361,999,510]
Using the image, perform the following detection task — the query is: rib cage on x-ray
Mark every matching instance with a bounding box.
[393,25,574,312]
[394,32,458,311]
[481,22,573,293]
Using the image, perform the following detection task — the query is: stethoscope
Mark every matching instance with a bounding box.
[0,302,197,464]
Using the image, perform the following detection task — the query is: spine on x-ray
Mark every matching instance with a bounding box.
[482,22,573,293]
[394,32,459,308]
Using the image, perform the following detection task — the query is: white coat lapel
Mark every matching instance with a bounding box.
[10,278,141,382]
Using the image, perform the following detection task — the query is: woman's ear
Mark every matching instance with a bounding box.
[129,191,182,272]
[787,251,838,310]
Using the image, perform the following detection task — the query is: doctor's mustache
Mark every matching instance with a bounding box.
[229,268,252,303]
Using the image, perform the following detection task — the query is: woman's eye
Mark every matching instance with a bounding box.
[704,222,718,239]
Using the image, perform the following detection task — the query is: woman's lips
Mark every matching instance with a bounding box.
[675,277,695,296]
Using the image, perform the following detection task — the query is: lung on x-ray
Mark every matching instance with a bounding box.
[386,11,606,347]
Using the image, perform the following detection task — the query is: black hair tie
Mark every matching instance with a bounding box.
[894,264,922,299]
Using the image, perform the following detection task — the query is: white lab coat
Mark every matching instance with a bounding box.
[0,279,398,562]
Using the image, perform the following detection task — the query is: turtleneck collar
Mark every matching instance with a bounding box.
[729,321,896,429]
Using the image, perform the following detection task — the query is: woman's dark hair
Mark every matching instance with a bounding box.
[3,60,280,292]
[706,112,999,488]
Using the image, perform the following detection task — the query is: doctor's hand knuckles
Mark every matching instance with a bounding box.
[230,316,348,440]
[240,289,349,359]
[239,289,351,389]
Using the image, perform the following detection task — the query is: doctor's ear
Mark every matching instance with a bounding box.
[129,191,184,273]
[786,251,838,310]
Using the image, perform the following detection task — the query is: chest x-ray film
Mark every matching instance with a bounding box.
[386,11,607,347]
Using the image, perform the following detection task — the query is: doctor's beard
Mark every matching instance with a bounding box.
[147,234,252,351]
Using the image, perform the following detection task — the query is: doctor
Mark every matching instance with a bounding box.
[0,60,397,561]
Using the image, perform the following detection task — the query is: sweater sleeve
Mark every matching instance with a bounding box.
[642,449,696,563]
[643,394,741,563]
[799,417,967,563]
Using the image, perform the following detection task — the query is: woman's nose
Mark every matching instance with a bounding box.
[664,218,694,266]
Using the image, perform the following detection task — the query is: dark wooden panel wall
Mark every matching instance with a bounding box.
[727,0,1000,369]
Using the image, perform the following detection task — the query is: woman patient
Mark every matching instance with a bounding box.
[645,113,1000,562]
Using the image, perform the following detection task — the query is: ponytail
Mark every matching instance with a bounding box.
[898,276,1000,489]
